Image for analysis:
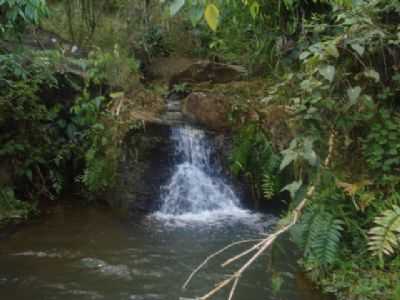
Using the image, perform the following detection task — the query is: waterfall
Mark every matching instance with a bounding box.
[154,126,253,223]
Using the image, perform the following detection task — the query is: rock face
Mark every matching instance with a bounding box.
[169,61,247,87]
[104,124,173,214]
[182,92,231,131]
[259,105,294,151]
[145,57,196,82]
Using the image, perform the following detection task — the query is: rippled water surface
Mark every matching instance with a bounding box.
[0,204,333,300]
[0,126,334,300]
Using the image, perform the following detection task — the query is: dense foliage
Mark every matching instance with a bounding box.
[165,0,400,298]
[1,0,400,299]
[0,0,47,35]
[0,0,140,222]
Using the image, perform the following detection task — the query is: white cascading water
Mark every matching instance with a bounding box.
[154,126,254,224]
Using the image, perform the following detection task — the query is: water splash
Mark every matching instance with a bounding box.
[153,126,257,225]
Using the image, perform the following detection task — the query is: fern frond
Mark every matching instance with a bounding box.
[262,174,275,199]
[292,207,343,266]
[298,208,322,256]
[368,205,400,262]
[312,215,344,265]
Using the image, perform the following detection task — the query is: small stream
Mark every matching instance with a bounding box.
[0,125,332,300]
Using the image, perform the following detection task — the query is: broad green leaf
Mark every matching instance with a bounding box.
[249,2,260,19]
[281,180,302,199]
[283,0,294,9]
[364,69,380,83]
[280,149,298,171]
[351,43,365,56]
[204,4,219,31]
[189,5,203,26]
[319,65,336,82]
[170,0,185,16]
[347,86,362,104]
[299,51,311,60]
[325,44,339,58]
[303,138,318,166]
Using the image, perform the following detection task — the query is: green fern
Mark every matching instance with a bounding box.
[368,205,400,264]
[312,215,344,265]
[292,207,344,266]
[230,124,281,195]
[291,207,320,255]
[262,174,275,199]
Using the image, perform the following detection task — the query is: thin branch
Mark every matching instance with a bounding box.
[182,239,263,290]
[221,239,267,267]
[199,277,233,300]
[228,277,239,300]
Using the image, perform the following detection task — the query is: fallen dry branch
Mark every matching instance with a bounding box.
[182,131,336,300]
[182,239,264,291]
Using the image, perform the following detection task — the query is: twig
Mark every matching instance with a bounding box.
[182,239,263,290]
[228,277,239,300]
[221,239,267,267]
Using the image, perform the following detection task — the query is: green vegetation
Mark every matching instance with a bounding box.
[0,186,35,224]
[230,123,282,201]
[0,0,143,221]
[1,0,400,299]
[0,0,48,36]
[166,0,400,298]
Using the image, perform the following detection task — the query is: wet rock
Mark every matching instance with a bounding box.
[145,57,195,82]
[182,92,231,131]
[169,61,247,87]
[258,105,294,151]
[104,123,174,214]
[0,28,87,58]
[160,111,185,125]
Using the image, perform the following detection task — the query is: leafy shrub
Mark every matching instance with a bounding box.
[0,46,126,203]
[363,110,400,176]
[140,25,170,58]
[68,87,119,194]
[0,50,66,199]
[81,124,119,194]
[230,123,281,200]
[0,0,48,36]
[87,45,140,93]
[0,186,35,222]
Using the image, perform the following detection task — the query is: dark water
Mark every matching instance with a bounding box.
[0,204,333,300]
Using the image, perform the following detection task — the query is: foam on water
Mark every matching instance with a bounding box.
[152,126,260,226]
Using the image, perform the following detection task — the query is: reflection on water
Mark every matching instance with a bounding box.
[0,204,333,300]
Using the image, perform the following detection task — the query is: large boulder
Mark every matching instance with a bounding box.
[145,57,196,82]
[169,61,247,87]
[182,92,231,131]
